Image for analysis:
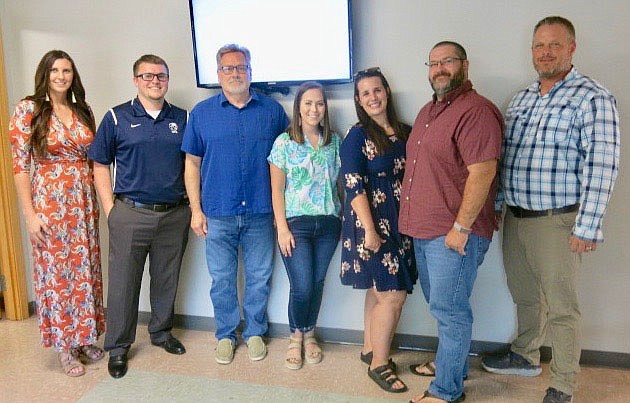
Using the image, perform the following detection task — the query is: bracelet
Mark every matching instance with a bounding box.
[453,221,472,234]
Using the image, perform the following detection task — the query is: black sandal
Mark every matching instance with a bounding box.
[360,351,397,370]
[367,364,408,393]
[409,390,466,403]
[409,361,436,376]
[409,361,469,380]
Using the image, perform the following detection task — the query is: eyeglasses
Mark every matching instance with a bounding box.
[218,65,250,74]
[424,57,465,68]
[135,73,169,82]
[353,67,381,79]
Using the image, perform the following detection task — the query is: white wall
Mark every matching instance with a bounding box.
[2,0,629,353]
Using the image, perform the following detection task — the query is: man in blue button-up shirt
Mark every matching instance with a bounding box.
[182,44,288,365]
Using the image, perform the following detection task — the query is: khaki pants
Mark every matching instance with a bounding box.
[503,209,581,395]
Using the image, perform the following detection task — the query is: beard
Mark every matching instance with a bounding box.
[430,68,465,97]
[222,77,250,96]
[536,68,560,80]
[534,65,565,80]
[534,60,570,80]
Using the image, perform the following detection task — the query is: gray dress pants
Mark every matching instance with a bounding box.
[104,199,191,356]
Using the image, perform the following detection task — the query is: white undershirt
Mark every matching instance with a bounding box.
[147,110,160,119]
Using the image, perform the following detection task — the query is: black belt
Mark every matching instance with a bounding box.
[508,204,579,218]
[116,195,189,212]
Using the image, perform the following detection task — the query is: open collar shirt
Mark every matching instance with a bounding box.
[399,80,503,240]
[498,67,620,242]
[181,90,289,217]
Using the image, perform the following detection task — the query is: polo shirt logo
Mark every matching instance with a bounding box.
[169,122,178,134]
[131,123,141,128]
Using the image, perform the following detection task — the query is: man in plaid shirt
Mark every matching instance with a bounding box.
[483,16,620,403]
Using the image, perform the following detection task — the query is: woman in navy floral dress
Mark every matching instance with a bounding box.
[340,68,416,393]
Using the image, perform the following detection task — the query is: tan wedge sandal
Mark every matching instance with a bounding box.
[304,336,322,364]
[285,336,303,370]
[79,345,105,362]
[58,350,85,377]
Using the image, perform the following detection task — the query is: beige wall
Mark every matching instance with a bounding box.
[2,0,629,353]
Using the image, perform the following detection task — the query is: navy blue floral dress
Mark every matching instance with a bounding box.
[340,125,417,292]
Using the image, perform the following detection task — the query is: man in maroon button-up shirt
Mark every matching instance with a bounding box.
[402,41,503,403]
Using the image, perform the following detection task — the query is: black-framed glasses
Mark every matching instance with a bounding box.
[218,65,250,74]
[135,73,169,82]
[424,57,465,68]
[353,67,381,80]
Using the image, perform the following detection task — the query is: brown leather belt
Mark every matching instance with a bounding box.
[508,204,579,218]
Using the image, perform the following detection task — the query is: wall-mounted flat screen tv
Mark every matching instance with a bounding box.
[189,0,353,90]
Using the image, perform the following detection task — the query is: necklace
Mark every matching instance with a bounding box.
[53,104,74,128]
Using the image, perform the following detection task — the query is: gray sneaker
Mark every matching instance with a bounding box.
[481,351,542,376]
[542,387,572,402]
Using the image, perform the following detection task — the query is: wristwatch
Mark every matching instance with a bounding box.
[453,221,472,235]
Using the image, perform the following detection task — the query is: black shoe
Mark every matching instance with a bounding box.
[542,387,573,402]
[151,336,186,355]
[482,351,542,377]
[108,352,128,379]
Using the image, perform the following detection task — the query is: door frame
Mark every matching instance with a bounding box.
[0,21,29,320]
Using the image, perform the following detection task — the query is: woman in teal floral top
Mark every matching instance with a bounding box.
[268,82,341,370]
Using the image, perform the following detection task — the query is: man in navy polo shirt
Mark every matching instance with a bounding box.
[89,54,191,379]
[182,44,288,365]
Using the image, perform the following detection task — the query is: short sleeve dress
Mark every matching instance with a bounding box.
[9,99,105,351]
[339,125,417,291]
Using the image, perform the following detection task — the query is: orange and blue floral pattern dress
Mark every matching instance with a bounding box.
[340,124,417,292]
[9,99,105,351]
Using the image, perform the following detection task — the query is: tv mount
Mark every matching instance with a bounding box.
[251,83,291,96]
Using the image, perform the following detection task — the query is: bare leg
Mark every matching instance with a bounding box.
[369,289,407,390]
[362,289,377,355]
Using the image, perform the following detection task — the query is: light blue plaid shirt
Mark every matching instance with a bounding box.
[498,67,620,242]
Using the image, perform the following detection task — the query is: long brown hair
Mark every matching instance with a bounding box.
[25,50,95,157]
[287,81,332,146]
[353,68,409,154]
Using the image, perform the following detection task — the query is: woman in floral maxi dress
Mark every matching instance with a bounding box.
[9,50,105,377]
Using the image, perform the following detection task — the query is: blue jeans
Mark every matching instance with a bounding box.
[414,234,491,401]
[205,213,274,342]
[281,215,341,333]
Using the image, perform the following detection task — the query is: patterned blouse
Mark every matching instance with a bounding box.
[268,132,341,218]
